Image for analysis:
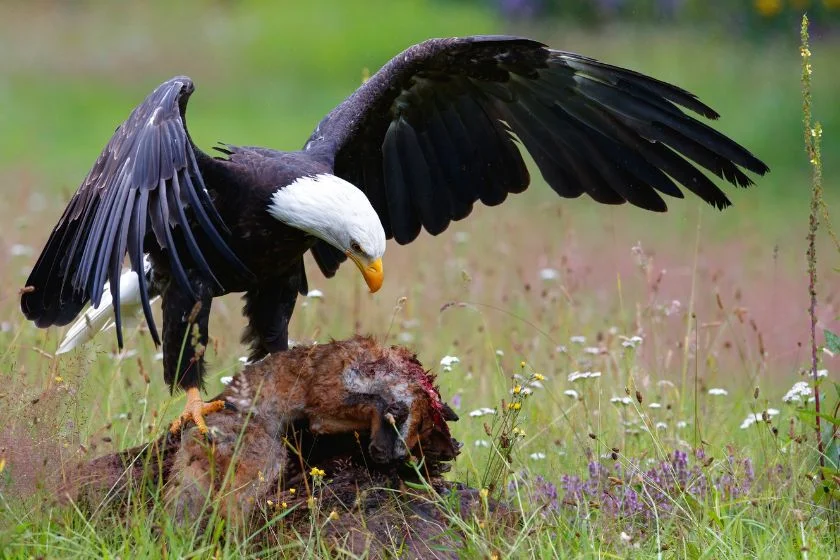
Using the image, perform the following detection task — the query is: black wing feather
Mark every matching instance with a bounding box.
[21,76,249,347]
[305,35,768,275]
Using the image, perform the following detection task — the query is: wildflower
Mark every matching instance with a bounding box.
[281,501,287,508]
[648,403,662,409]
[328,510,339,521]
[512,427,526,437]
[620,335,643,349]
[816,369,828,378]
[10,244,33,256]
[0,458,5,474]
[676,421,688,429]
[54,375,63,383]
[495,349,505,357]
[289,488,296,495]
[782,381,813,403]
[307,496,317,508]
[479,488,489,499]
[474,439,490,448]
[519,361,526,369]
[310,467,326,480]
[220,376,233,385]
[267,500,274,507]
[707,388,728,396]
[533,373,545,381]
[563,389,579,399]
[655,422,668,430]
[507,402,522,411]
[440,355,460,372]
[583,346,601,355]
[512,385,522,395]
[610,396,632,405]
[568,371,601,382]
[258,470,265,482]
[530,452,547,460]
[469,407,496,417]
[539,268,559,280]
[306,289,324,299]
[570,335,586,344]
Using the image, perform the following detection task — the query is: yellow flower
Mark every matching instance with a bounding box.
[479,488,489,499]
[513,402,521,410]
[533,373,545,381]
[267,500,274,507]
[755,0,782,17]
[519,361,526,368]
[328,510,340,521]
[309,466,326,478]
[512,385,522,394]
[0,458,5,474]
[289,487,296,494]
[54,376,63,383]
[282,501,287,508]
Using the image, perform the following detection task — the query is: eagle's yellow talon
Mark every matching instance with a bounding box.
[169,387,225,435]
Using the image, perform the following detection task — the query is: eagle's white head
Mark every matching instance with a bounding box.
[267,174,386,292]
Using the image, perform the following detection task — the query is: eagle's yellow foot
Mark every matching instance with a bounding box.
[169,387,226,435]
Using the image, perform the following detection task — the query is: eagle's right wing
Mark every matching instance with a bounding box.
[21,76,249,347]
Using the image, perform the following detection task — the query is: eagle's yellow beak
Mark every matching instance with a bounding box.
[348,254,383,293]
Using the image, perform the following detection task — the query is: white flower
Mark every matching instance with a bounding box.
[740,408,779,429]
[583,346,601,355]
[306,289,324,299]
[570,335,586,344]
[469,408,496,418]
[555,345,568,354]
[398,332,414,343]
[676,420,688,429]
[440,355,460,372]
[783,381,813,403]
[11,244,33,256]
[529,452,547,460]
[620,531,632,544]
[563,389,579,399]
[648,402,662,409]
[655,422,668,430]
[539,268,559,281]
[708,388,728,396]
[610,396,633,405]
[620,335,644,349]
[474,439,490,448]
[528,380,545,389]
[495,349,505,357]
[220,376,233,385]
[817,369,828,378]
[568,371,601,382]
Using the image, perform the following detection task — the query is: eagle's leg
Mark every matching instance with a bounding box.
[241,261,306,362]
[161,279,223,435]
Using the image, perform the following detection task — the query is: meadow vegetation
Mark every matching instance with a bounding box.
[0,1,838,557]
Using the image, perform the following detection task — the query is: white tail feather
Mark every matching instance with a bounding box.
[56,257,157,354]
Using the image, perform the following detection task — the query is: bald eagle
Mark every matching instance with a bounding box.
[21,36,768,432]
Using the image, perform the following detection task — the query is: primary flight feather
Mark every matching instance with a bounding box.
[21,36,768,433]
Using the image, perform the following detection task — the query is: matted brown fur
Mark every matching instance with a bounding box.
[63,337,509,557]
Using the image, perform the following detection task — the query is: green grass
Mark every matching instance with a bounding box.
[1,1,839,557]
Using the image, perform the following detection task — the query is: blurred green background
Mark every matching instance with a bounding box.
[0,0,837,222]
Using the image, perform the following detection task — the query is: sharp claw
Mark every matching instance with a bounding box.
[168,388,225,435]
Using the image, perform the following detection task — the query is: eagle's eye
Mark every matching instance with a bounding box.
[350,241,362,254]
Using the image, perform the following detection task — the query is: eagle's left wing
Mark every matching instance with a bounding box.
[304,35,768,278]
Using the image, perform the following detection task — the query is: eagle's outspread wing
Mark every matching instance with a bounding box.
[20,77,248,347]
[305,35,768,277]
